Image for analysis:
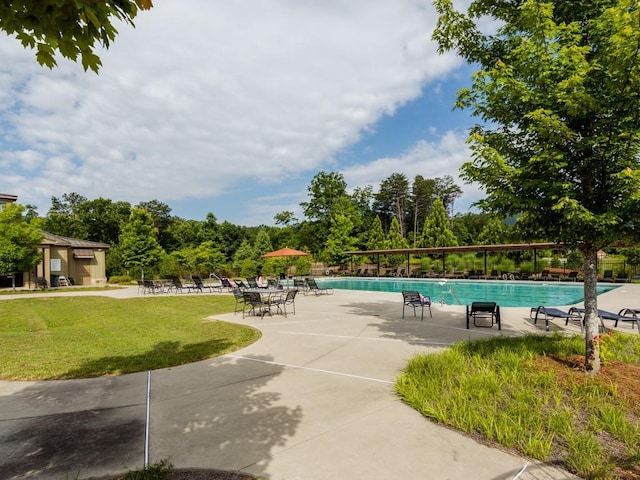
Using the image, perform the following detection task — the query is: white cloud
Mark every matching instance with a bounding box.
[0,0,467,221]
[342,130,484,214]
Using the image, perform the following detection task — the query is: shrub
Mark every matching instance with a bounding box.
[108,275,133,284]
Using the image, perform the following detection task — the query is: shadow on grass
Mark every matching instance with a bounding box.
[54,339,238,379]
[454,333,584,358]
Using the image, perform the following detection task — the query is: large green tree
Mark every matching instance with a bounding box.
[373,173,410,236]
[420,198,458,248]
[386,217,409,269]
[118,208,163,278]
[0,204,43,290]
[1,0,153,72]
[325,213,357,266]
[434,0,640,372]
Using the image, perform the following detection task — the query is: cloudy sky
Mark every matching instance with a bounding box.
[0,0,481,226]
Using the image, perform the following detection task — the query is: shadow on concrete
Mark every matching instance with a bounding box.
[0,373,148,480]
[0,354,302,479]
[341,298,469,347]
[141,354,302,478]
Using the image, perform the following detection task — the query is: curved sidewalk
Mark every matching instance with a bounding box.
[2,284,636,479]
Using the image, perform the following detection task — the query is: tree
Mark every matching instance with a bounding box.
[78,197,131,245]
[434,175,462,219]
[118,208,163,278]
[373,173,410,236]
[367,216,387,251]
[301,171,348,224]
[0,0,153,73]
[434,0,640,373]
[43,192,89,239]
[171,241,226,277]
[0,204,43,290]
[325,213,357,266]
[300,171,350,252]
[410,175,437,246]
[386,217,409,268]
[232,240,256,274]
[420,198,458,248]
[476,217,511,245]
[136,200,175,249]
[274,211,298,227]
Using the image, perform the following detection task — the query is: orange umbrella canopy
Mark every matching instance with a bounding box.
[262,247,309,258]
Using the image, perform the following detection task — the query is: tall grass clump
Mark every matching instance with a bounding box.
[396,333,640,479]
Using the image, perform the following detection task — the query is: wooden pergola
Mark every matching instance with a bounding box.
[344,242,565,276]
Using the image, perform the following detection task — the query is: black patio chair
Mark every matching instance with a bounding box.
[402,291,432,320]
[232,288,245,315]
[272,289,298,317]
[466,302,501,330]
[242,291,271,318]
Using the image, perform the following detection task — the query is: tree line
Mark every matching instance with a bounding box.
[2,171,517,279]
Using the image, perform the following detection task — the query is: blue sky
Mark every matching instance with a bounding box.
[0,0,481,226]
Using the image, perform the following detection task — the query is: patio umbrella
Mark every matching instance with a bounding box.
[262,247,309,276]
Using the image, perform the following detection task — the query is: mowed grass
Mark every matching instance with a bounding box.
[0,295,260,380]
[396,333,640,479]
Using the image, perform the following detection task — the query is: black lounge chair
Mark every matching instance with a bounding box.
[601,270,614,282]
[569,308,640,333]
[293,279,307,293]
[563,271,579,281]
[614,272,629,283]
[192,275,219,293]
[618,308,640,333]
[531,306,582,331]
[466,302,501,330]
[305,278,333,295]
[402,291,432,320]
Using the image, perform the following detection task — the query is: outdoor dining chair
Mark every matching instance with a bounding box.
[466,302,501,330]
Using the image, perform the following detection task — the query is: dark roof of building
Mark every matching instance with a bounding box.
[41,231,110,249]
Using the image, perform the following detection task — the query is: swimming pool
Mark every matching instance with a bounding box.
[315,277,620,307]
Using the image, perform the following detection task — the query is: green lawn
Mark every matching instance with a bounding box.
[396,333,640,480]
[0,295,260,380]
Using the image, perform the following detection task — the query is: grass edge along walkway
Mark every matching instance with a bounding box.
[396,333,640,480]
[0,295,261,381]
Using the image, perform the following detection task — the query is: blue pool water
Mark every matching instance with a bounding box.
[315,277,620,307]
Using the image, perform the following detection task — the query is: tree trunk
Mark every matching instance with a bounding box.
[582,247,601,374]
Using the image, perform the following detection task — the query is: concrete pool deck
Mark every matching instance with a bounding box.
[0,283,638,479]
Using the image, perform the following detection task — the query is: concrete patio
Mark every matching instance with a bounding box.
[1,282,638,479]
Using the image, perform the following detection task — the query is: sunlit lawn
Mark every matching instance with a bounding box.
[0,295,260,380]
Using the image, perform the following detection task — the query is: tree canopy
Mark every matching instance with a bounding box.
[433,0,640,372]
[0,0,153,72]
[0,204,43,290]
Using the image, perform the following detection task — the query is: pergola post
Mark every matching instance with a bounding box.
[484,250,487,276]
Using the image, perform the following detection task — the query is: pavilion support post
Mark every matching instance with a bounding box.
[484,251,487,276]
[442,253,446,274]
[377,254,381,277]
[534,249,538,274]
[406,253,410,277]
